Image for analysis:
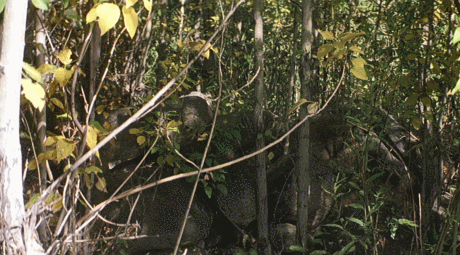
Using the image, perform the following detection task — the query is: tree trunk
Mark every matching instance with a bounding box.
[296,0,314,251]
[0,0,44,254]
[254,0,271,254]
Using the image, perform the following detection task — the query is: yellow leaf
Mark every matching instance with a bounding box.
[351,57,368,80]
[352,57,367,67]
[339,31,365,42]
[44,136,61,146]
[137,135,146,145]
[87,3,120,36]
[318,30,334,40]
[28,160,38,170]
[122,6,138,38]
[405,93,419,106]
[349,45,364,54]
[197,133,208,141]
[129,128,142,134]
[126,0,138,8]
[23,62,44,84]
[268,152,274,160]
[37,64,56,74]
[178,39,185,49]
[167,120,182,128]
[288,98,309,115]
[51,66,75,86]
[317,44,334,58]
[96,104,106,114]
[50,98,64,110]
[56,138,76,162]
[143,0,152,11]
[86,126,99,149]
[56,48,72,65]
[86,3,100,23]
[21,78,46,111]
[308,102,318,114]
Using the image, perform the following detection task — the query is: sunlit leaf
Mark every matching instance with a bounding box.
[0,0,5,13]
[21,78,46,111]
[129,128,143,134]
[32,0,50,10]
[38,64,57,74]
[85,165,103,174]
[56,48,72,65]
[288,98,308,115]
[339,31,365,42]
[448,77,460,96]
[316,44,334,58]
[143,0,152,11]
[126,0,138,8]
[137,135,146,146]
[86,4,100,23]
[349,45,364,54]
[451,27,460,45]
[56,138,76,162]
[25,193,41,209]
[51,66,75,86]
[96,105,106,114]
[86,3,120,36]
[86,126,100,150]
[178,39,185,49]
[23,62,44,84]
[122,6,138,38]
[351,57,368,80]
[318,30,334,40]
[308,102,318,114]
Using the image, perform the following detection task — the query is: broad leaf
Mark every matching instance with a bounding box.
[318,30,334,40]
[122,6,138,38]
[23,62,44,84]
[86,3,120,36]
[451,27,460,45]
[56,48,72,65]
[126,0,138,8]
[21,78,46,111]
[32,0,50,10]
[143,0,152,11]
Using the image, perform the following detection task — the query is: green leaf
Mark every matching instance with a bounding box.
[448,77,460,96]
[217,184,227,196]
[288,98,309,115]
[205,186,212,198]
[85,166,103,174]
[346,203,364,210]
[0,0,5,13]
[289,245,307,252]
[451,27,460,45]
[347,217,365,227]
[32,0,50,10]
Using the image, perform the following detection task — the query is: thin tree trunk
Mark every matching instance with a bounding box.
[254,0,271,254]
[35,8,51,247]
[296,0,313,251]
[0,0,44,254]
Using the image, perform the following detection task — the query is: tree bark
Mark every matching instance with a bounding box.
[0,0,44,254]
[254,0,271,254]
[296,0,314,251]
